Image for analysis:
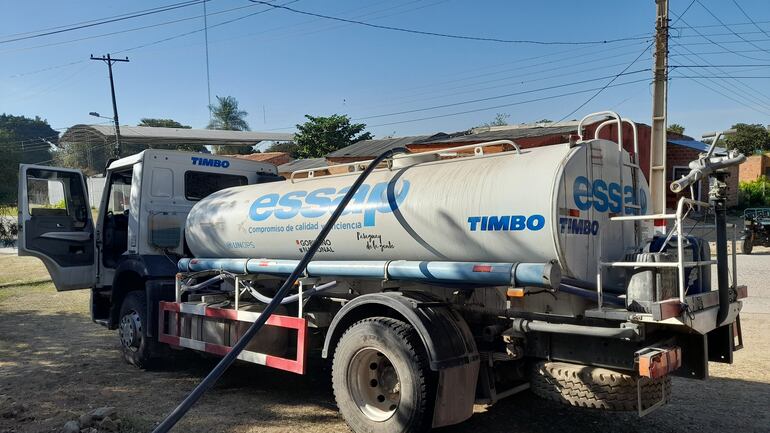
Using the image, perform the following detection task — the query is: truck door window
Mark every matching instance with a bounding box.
[26,169,88,227]
[102,170,132,267]
[184,171,247,201]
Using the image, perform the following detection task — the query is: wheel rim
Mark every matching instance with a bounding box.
[348,348,401,422]
[119,310,142,352]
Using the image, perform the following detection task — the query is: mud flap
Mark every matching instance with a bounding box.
[432,360,480,428]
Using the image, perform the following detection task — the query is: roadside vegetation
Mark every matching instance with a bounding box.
[739,176,770,208]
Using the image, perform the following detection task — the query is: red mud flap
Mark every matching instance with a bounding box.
[158,301,307,374]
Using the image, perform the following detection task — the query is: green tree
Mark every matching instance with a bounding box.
[0,130,22,204]
[0,114,57,165]
[137,118,205,152]
[478,113,510,128]
[294,114,372,158]
[139,118,190,128]
[725,123,770,155]
[667,123,685,135]
[207,95,253,155]
[0,114,59,204]
[265,141,300,158]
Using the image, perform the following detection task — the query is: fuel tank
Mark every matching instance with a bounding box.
[185,139,650,283]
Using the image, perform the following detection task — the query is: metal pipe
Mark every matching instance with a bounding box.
[559,282,625,306]
[715,194,730,325]
[178,258,562,289]
[511,318,638,340]
[181,274,225,292]
[245,281,338,305]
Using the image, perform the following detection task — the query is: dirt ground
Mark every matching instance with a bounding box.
[1,254,769,433]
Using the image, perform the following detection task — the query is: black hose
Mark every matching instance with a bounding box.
[151,148,408,433]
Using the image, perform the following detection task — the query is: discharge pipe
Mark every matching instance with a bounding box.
[151,148,408,433]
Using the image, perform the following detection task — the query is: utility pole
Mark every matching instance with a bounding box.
[649,0,669,228]
[90,54,129,157]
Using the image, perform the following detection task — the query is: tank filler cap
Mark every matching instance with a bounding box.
[391,152,439,169]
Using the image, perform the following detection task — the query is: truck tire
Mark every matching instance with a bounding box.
[530,361,671,411]
[742,238,753,255]
[332,317,435,433]
[118,291,153,368]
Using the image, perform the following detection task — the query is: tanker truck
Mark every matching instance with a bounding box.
[18,112,747,432]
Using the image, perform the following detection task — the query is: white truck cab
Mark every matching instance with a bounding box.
[18,150,280,325]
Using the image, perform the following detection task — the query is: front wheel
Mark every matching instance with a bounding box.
[742,237,753,255]
[332,317,435,433]
[118,291,154,368]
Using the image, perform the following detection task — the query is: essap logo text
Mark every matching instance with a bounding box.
[249,181,410,227]
[191,156,230,168]
[573,176,647,215]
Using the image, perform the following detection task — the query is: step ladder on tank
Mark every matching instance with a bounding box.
[576,111,643,245]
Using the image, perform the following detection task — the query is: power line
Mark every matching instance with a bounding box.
[555,0,698,124]
[366,78,651,128]
[673,18,770,29]
[247,0,651,45]
[731,0,770,39]
[0,0,208,45]
[671,70,770,117]
[556,44,652,123]
[669,46,770,113]
[111,0,298,56]
[670,8,768,61]
[674,75,770,78]
[672,64,770,67]
[670,42,770,107]
[695,0,770,57]
[0,2,265,55]
[355,69,650,120]
[349,43,653,113]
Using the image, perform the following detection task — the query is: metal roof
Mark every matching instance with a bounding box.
[60,124,294,147]
[327,124,581,158]
[426,124,579,144]
[278,158,327,172]
[668,139,726,154]
[326,135,435,158]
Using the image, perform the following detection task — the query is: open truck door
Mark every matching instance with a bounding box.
[18,165,95,291]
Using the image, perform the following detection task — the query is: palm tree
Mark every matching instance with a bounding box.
[207,95,252,154]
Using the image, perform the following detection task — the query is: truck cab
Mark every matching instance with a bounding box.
[18,150,280,347]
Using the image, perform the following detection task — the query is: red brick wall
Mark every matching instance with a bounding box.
[739,154,767,182]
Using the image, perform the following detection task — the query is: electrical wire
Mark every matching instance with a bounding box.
[0,2,269,55]
[247,0,651,45]
[670,42,770,109]
[355,69,650,121]
[365,77,651,128]
[554,0,699,123]
[670,8,769,62]
[0,0,208,45]
[111,0,298,56]
[731,0,770,39]
[695,0,770,57]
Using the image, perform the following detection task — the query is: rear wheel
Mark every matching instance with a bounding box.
[118,291,153,368]
[332,317,435,433]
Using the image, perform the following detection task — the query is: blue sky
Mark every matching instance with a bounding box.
[1,0,769,142]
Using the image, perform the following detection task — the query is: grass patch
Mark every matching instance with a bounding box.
[0,206,18,217]
[0,280,53,302]
[0,255,51,285]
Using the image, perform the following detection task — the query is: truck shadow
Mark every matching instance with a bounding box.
[1,308,768,433]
